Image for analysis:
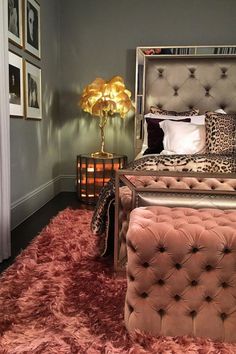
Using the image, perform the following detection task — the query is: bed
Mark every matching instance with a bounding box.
[91,45,236,271]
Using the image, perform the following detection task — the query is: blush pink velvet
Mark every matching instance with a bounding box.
[117,175,236,268]
[125,206,236,343]
[1,208,236,353]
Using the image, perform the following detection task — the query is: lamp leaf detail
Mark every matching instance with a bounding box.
[80,76,133,157]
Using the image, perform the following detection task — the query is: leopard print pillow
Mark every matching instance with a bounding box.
[205,112,236,153]
[150,106,199,116]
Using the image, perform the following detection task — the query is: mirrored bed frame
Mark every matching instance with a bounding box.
[134,45,236,156]
[112,45,236,270]
[92,45,236,272]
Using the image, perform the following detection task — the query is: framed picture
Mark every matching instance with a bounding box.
[24,0,41,58]
[8,0,23,47]
[25,60,42,119]
[9,51,24,117]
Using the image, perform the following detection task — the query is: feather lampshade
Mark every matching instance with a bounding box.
[80,76,133,157]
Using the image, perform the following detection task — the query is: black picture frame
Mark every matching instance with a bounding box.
[25,60,42,119]
[24,0,41,59]
[8,0,23,47]
[9,51,24,117]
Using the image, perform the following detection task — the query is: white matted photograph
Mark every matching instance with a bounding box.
[24,0,41,58]
[25,61,42,119]
[9,51,24,117]
[8,0,23,47]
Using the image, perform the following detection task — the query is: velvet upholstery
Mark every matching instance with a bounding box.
[125,206,236,342]
[118,175,236,267]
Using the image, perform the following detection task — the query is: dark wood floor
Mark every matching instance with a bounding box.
[0,192,94,274]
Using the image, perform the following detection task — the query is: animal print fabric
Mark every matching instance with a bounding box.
[91,153,236,239]
[205,112,236,153]
[149,106,199,116]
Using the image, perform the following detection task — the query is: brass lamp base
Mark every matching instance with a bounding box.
[91,151,113,158]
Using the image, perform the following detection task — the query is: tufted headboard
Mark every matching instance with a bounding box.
[135,45,236,156]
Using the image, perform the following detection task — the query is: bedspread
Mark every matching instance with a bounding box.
[91,153,236,256]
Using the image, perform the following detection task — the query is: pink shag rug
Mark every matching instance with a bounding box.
[1,209,236,354]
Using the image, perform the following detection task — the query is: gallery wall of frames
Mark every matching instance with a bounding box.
[8,0,42,120]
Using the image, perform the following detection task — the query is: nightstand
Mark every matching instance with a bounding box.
[76,154,127,204]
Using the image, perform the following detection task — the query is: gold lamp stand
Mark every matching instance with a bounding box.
[80,76,133,158]
[91,112,113,158]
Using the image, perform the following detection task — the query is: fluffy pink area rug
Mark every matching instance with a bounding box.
[1,209,236,353]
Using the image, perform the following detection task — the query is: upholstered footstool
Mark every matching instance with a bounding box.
[125,206,236,342]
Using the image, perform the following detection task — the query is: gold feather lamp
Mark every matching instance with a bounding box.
[80,76,133,158]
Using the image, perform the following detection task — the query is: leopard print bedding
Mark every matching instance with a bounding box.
[91,153,236,237]
[205,112,236,154]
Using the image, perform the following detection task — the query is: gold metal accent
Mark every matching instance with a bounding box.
[80,76,133,157]
[90,112,113,158]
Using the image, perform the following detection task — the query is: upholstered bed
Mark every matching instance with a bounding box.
[91,45,236,271]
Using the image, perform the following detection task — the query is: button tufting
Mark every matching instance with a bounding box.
[192,247,199,253]
[223,247,231,254]
[222,282,229,288]
[128,304,134,313]
[205,265,213,271]
[174,294,181,301]
[158,68,164,78]
[141,292,148,298]
[190,310,197,318]
[175,263,182,270]
[221,67,228,74]
[221,313,228,321]
[143,262,149,268]
[189,68,196,78]
[191,280,198,286]
[158,279,165,286]
[205,86,211,97]
[221,68,228,78]
[205,296,212,302]
[129,274,135,281]
[158,309,165,316]
[159,246,166,253]
[173,86,179,96]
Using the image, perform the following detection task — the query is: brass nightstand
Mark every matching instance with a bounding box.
[76,154,127,204]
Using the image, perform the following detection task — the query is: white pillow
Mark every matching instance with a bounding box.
[190,115,205,125]
[139,110,225,157]
[190,110,226,125]
[140,113,200,155]
[159,120,206,154]
[215,108,227,114]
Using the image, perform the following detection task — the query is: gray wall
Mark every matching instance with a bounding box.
[59,0,236,174]
[10,0,61,227]
[10,0,236,227]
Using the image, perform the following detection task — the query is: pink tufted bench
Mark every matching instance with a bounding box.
[115,172,236,271]
[125,206,236,342]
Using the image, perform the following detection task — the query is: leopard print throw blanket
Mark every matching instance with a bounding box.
[91,153,236,239]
